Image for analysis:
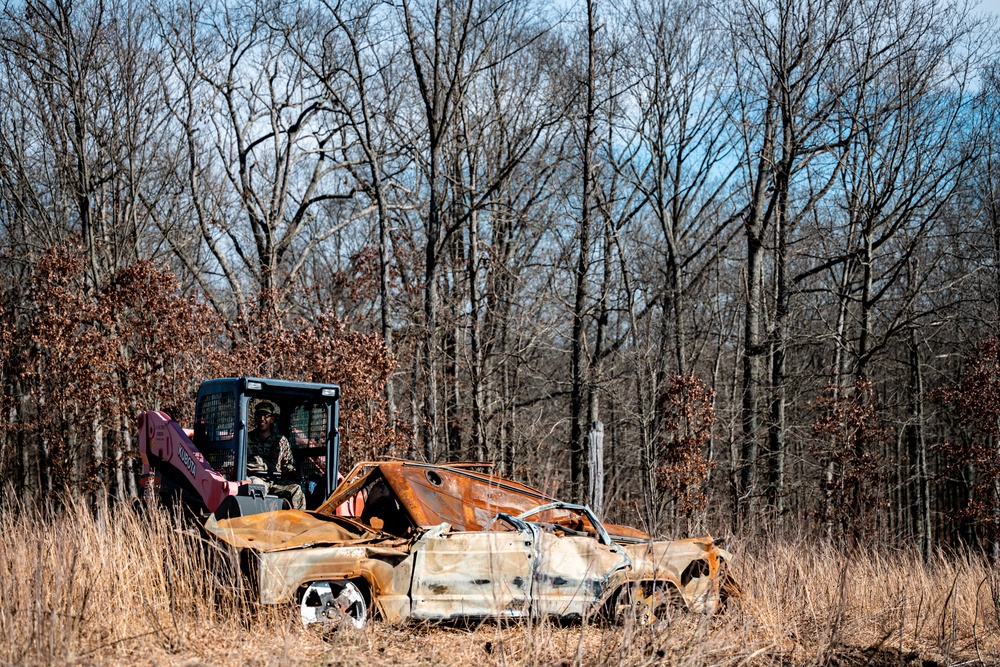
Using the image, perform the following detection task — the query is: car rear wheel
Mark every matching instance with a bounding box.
[611,583,684,626]
[300,580,368,630]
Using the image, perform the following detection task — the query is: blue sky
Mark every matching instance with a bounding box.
[978,0,1000,15]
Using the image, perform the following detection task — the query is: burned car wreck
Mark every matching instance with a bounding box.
[205,461,733,628]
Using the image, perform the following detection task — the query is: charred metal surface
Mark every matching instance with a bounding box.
[317,463,648,541]
[409,524,533,620]
[207,461,733,625]
[205,510,379,551]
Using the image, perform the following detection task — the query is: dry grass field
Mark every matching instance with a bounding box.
[2,494,998,667]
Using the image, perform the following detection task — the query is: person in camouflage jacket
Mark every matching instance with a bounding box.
[247,401,305,510]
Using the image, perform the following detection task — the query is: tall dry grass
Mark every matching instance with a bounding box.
[2,496,999,666]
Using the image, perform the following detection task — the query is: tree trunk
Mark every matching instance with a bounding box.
[907,325,931,559]
[766,154,792,519]
[444,294,461,461]
[423,138,441,462]
[737,96,775,528]
[587,213,611,512]
[468,205,485,461]
[740,228,765,524]
[857,229,874,379]
[17,387,34,498]
[571,0,598,503]
[375,176,396,429]
[91,408,104,511]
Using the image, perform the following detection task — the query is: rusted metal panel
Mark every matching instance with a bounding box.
[367,462,556,530]
[319,462,648,541]
[254,544,414,621]
[531,532,628,617]
[204,509,377,552]
[409,524,533,620]
[623,537,731,612]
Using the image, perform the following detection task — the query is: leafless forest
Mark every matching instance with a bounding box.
[2,0,1000,554]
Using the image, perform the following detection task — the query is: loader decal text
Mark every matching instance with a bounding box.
[178,447,197,478]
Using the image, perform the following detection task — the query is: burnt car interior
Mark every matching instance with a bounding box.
[358,478,412,537]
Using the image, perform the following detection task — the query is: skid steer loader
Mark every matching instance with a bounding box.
[138,376,340,518]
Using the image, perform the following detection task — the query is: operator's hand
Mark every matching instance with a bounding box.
[276,448,296,475]
[247,455,267,473]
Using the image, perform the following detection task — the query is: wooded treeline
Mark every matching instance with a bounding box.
[1,0,999,553]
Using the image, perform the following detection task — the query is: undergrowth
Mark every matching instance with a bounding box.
[1,493,998,666]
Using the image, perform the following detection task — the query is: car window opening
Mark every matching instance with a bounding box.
[680,558,710,586]
[358,477,412,537]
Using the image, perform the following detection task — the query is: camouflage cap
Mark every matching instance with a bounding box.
[255,400,280,416]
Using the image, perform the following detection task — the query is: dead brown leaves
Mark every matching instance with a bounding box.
[655,375,716,517]
[810,377,891,544]
[935,338,1000,540]
[0,244,405,495]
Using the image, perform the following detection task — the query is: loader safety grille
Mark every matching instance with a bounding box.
[195,391,238,480]
[289,402,328,482]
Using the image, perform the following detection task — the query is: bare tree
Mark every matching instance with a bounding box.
[397,0,566,462]
[604,0,737,520]
[0,0,165,281]
[791,0,982,540]
[156,0,359,323]
[0,0,174,501]
[725,0,856,525]
[279,0,411,427]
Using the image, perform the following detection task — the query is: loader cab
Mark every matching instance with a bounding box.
[192,377,341,510]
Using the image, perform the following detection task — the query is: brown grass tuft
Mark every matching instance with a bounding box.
[2,497,998,666]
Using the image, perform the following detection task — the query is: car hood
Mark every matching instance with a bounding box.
[204,510,387,552]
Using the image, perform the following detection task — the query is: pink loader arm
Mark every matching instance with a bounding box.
[138,410,240,513]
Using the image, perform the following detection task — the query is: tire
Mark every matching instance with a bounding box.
[300,580,368,630]
[613,583,684,627]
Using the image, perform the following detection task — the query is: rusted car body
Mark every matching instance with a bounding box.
[205,461,733,627]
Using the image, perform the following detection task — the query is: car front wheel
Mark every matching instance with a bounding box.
[300,580,368,630]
